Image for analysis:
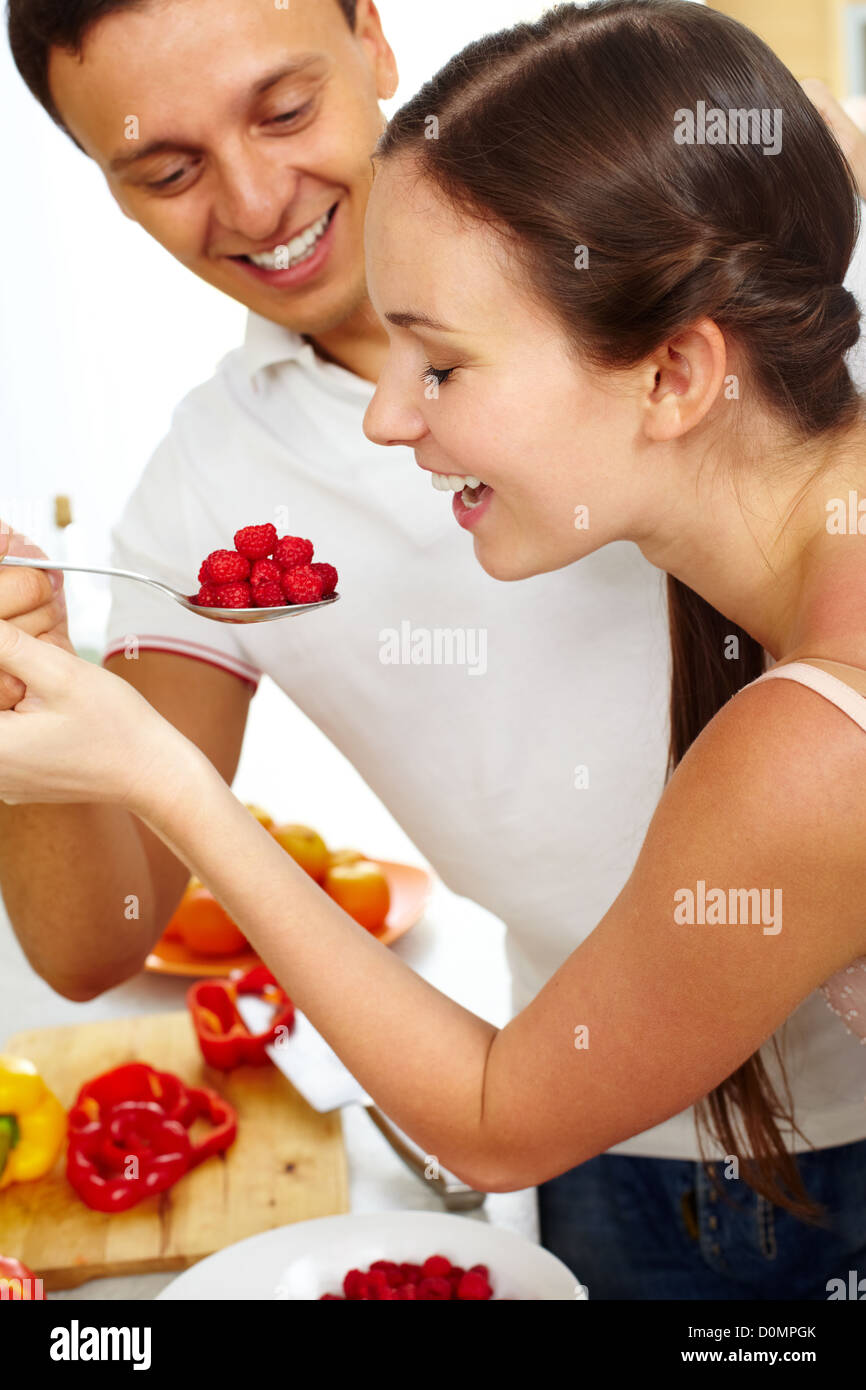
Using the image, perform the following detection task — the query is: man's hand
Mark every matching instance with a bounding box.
[0,526,73,710]
[801,78,866,200]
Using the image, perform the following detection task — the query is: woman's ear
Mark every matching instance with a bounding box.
[642,318,729,442]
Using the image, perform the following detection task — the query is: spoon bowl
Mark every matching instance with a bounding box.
[0,555,340,624]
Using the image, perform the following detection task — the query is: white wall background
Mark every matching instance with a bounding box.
[0,0,557,844]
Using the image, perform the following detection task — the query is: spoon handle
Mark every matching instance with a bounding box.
[0,555,181,602]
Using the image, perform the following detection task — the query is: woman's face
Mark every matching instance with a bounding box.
[363,157,663,581]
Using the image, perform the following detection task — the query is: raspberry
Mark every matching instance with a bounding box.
[252,581,285,608]
[396,1284,417,1300]
[370,1261,403,1288]
[273,535,314,568]
[365,1270,389,1298]
[456,1271,493,1301]
[210,582,253,609]
[417,1276,452,1301]
[198,560,211,585]
[204,549,250,585]
[193,585,223,608]
[342,1269,367,1301]
[250,559,283,587]
[310,562,338,597]
[234,523,277,560]
[421,1255,453,1279]
[467,1264,489,1280]
[280,565,325,605]
[399,1263,423,1283]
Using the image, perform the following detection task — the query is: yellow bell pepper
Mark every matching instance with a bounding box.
[0,1055,66,1190]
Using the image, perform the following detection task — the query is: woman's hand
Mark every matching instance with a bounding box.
[0,618,193,813]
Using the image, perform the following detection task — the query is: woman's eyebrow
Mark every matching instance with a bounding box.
[385,311,456,332]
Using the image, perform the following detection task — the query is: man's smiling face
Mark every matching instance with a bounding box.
[48,0,397,335]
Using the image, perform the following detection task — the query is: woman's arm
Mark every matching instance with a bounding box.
[139,674,866,1192]
[1,625,864,1193]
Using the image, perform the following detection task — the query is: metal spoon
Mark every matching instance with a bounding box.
[0,555,339,625]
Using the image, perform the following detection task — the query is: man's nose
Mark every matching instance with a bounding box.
[213,148,298,243]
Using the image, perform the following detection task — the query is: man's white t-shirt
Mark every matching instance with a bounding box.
[104,311,866,1162]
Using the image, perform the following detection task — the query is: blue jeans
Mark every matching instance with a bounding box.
[537,1138,866,1299]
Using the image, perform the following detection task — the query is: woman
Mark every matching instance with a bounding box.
[1,0,865,1298]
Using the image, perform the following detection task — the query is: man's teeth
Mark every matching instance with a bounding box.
[430,474,484,492]
[247,210,332,270]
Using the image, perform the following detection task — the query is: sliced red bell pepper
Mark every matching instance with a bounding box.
[187,965,295,1070]
[66,1063,237,1213]
[70,1062,196,1129]
[181,1085,238,1166]
[66,1103,193,1213]
[0,1256,44,1300]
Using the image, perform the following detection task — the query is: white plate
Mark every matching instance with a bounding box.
[157,1211,584,1301]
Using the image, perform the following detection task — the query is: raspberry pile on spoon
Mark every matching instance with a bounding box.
[193,525,338,610]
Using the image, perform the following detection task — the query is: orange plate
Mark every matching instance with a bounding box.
[145,860,434,978]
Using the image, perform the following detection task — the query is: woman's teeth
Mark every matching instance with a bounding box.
[246,209,333,270]
[430,473,484,492]
[430,473,490,510]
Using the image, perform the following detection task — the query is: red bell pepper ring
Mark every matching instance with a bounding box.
[66,1102,193,1213]
[70,1062,197,1129]
[181,1085,238,1166]
[65,1063,238,1213]
[187,965,295,1070]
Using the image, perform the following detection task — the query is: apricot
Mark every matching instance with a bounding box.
[325,861,391,933]
[271,823,331,883]
[167,883,247,956]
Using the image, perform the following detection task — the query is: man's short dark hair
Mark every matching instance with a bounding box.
[7,0,359,134]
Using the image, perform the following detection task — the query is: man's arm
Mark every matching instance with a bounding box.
[0,651,252,1000]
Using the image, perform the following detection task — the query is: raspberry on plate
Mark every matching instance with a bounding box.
[281,565,325,605]
[369,1260,403,1288]
[310,562,338,597]
[252,581,285,608]
[211,582,253,609]
[204,549,250,585]
[342,1269,368,1300]
[234,523,277,560]
[456,1271,493,1300]
[421,1255,453,1279]
[273,535,314,568]
[417,1276,452,1301]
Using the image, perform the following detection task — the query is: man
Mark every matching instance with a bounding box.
[4,0,866,1290]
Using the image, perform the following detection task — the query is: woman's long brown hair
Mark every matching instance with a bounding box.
[377,0,863,1221]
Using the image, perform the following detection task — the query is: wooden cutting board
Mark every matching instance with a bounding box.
[0,1011,348,1290]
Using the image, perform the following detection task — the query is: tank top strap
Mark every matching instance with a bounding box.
[747,661,866,736]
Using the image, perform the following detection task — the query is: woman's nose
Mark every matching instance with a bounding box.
[363,372,427,448]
